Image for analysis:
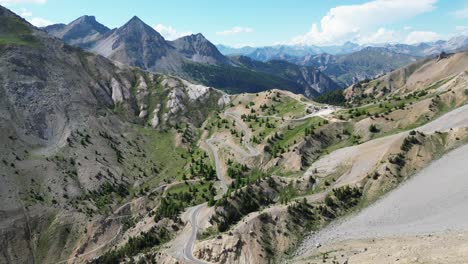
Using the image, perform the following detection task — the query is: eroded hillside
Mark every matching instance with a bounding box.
[2,4,468,264]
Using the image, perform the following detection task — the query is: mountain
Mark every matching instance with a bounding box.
[43,16,340,97]
[44,16,231,73]
[216,44,256,56]
[382,36,468,56]
[43,15,110,48]
[91,16,185,72]
[170,33,229,65]
[217,36,468,60]
[289,47,418,86]
[217,42,361,59]
[345,50,468,102]
[244,45,324,62]
[4,5,468,264]
[230,55,341,96]
[0,6,227,263]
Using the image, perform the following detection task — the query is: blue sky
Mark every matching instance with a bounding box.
[2,0,467,47]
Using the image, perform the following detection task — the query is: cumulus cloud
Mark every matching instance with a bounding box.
[455,26,468,35]
[360,28,400,44]
[0,0,46,4]
[28,16,53,27]
[20,9,32,17]
[290,0,438,45]
[18,9,53,27]
[405,31,441,44]
[153,24,192,40]
[216,26,253,36]
[452,7,468,19]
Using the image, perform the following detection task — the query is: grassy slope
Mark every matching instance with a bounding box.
[0,16,40,47]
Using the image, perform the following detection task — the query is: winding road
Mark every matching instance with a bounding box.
[175,110,262,263]
[175,104,336,263]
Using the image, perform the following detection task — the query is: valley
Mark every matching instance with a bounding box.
[1,3,468,264]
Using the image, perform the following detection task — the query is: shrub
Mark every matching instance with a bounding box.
[369,124,379,133]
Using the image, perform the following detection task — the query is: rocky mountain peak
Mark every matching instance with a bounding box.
[122,15,151,31]
[117,15,166,42]
[170,32,228,64]
[67,15,110,34]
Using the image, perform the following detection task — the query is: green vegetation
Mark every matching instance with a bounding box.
[135,127,189,184]
[154,182,216,221]
[369,124,379,133]
[92,226,171,263]
[0,16,40,47]
[279,182,297,204]
[212,183,276,232]
[314,89,346,106]
[83,182,129,214]
[185,151,216,181]
[182,62,303,94]
[272,94,306,116]
[227,160,266,190]
[264,117,324,157]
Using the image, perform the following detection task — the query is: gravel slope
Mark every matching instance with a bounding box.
[296,142,468,256]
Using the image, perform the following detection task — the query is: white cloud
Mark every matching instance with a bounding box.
[153,24,192,40]
[216,26,253,36]
[18,9,53,27]
[452,8,468,19]
[290,0,437,45]
[360,27,400,44]
[0,0,46,4]
[455,26,468,35]
[20,9,32,17]
[405,31,441,44]
[404,26,413,31]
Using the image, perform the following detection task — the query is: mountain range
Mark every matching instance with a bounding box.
[42,15,464,97]
[286,47,419,86]
[3,4,468,264]
[43,15,341,97]
[218,36,468,59]
[41,14,468,96]
[217,37,467,86]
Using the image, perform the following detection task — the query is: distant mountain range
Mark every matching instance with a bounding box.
[286,47,419,86]
[218,37,467,86]
[42,15,467,97]
[217,36,468,59]
[43,16,340,97]
[45,16,229,73]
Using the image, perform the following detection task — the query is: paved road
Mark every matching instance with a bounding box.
[178,111,261,263]
[257,106,338,122]
[176,102,338,263]
[183,203,209,264]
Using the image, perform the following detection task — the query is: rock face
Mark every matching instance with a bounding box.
[170,33,229,65]
[93,16,181,72]
[43,15,110,48]
[231,56,341,96]
[288,47,418,86]
[45,16,225,74]
[43,15,341,97]
[0,6,226,263]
